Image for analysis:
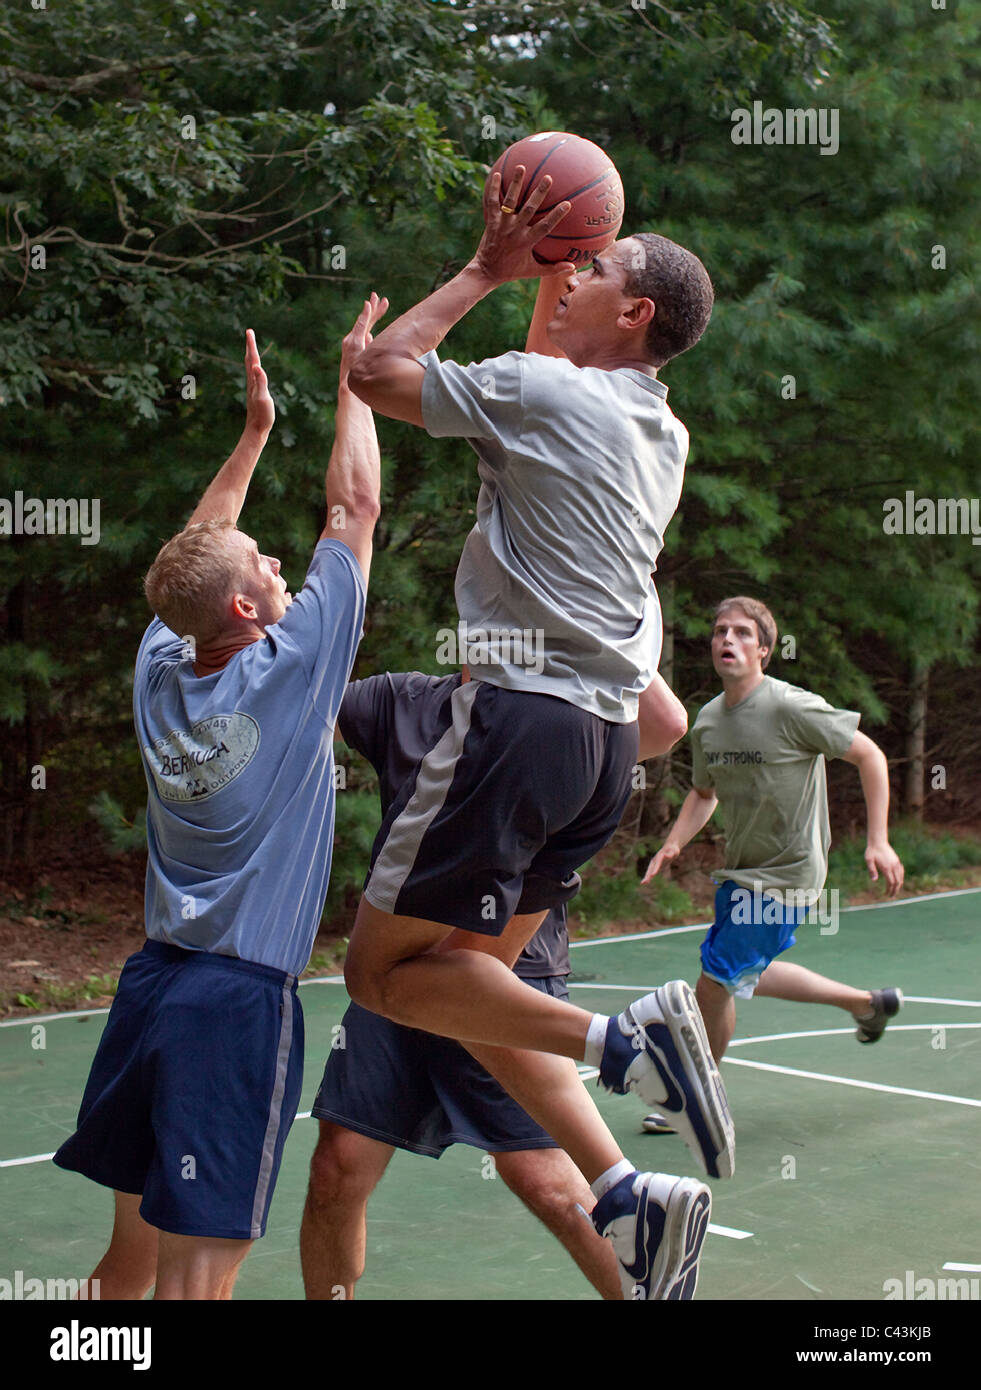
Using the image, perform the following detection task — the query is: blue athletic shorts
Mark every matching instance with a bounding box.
[363,681,637,936]
[53,940,303,1240]
[311,976,569,1156]
[700,880,812,999]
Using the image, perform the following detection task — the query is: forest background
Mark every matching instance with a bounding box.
[1,0,979,1011]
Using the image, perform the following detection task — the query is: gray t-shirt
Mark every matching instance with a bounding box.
[421,349,688,722]
[691,676,860,894]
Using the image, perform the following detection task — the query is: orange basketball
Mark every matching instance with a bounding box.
[483,131,624,265]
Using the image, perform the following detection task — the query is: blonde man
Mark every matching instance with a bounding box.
[54,298,386,1300]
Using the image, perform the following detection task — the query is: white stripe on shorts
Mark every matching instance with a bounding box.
[364,680,480,915]
[250,977,296,1238]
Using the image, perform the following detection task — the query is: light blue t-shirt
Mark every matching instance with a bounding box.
[134,539,366,977]
[421,349,688,721]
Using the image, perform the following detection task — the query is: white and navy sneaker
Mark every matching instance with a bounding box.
[598,980,735,1179]
[592,1171,711,1300]
[854,987,903,1043]
[641,1112,676,1135]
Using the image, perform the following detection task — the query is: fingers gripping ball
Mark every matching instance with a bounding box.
[484,131,624,265]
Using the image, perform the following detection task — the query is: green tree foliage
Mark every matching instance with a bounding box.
[1,0,978,873]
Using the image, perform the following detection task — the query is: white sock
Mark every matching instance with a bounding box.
[590,1159,635,1201]
[583,1013,608,1067]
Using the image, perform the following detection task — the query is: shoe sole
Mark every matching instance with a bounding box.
[625,981,735,1180]
[629,1178,712,1301]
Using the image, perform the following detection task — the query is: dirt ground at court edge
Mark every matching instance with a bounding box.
[2,825,980,1019]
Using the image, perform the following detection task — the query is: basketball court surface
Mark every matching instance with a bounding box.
[2,887,978,1302]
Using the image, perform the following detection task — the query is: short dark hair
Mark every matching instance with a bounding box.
[625,233,714,367]
[714,597,778,669]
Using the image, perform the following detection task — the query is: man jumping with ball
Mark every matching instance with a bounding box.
[343,164,726,1299]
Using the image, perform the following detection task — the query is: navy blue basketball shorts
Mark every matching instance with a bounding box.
[53,940,303,1240]
[312,977,570,1156]
[363,681,638,935]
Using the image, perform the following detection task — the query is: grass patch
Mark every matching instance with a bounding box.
[829,821,981,900]
[303,942,348,977]
[571,867,693,934]
[6,972,119,1015]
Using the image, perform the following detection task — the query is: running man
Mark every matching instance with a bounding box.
[343,169,729,1299]
[643,596,905,1086]
[301,669,688,1301]
[54,298,386,1300]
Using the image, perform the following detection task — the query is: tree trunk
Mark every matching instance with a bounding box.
[904,657,929,820]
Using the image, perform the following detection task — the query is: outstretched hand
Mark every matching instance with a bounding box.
[642,842,681,885]
[244,329,275,436]
[340,292,390,383]
[474,168,576,284]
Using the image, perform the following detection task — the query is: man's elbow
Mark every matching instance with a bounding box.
[665,706,689,748]
[348,350,389,407]
[638,704,688,760]
[346,493,381,528]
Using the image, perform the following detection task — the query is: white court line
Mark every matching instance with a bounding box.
[0,1007,110,1027]
[904,995,981,1008]
[571,923,710,947]
[723,1056,981,1108]
[729,1022,981,1047]
[568,883,981,949]
[710,1224,753,1240]
[0,1152,56,1168]
[944,1263,981,1272]
[3,884,978,1027]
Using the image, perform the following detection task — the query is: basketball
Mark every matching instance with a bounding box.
[484,131,624,265]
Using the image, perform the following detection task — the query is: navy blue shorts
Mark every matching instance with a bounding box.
[363,681,637,935]
[312,976,569,1156]
[53,940,303,1240]
[700,880,812,998]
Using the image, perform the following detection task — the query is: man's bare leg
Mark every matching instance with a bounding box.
[346,902,625,1181]
[755,960,871,1013]
[86,1192,158,1300]
[493,1147,623,1300]
[301,1122,395,1300]
[695,972,737,1063]
[153,1232,252,1300]
[346,901,591,1056]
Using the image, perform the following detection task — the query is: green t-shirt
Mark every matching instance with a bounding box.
[690,676,860,895]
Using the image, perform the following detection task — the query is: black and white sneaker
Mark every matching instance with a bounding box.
[591,1170,712,1300]
[854,987,903,1043]
[598,980,734,1179]
[642,1113,677,1135]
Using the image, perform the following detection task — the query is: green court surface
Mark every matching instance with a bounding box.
[1,888,978,1302]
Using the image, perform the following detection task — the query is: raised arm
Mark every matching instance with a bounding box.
[321,295,388,584]
[524,276,570,359]
[347,169,573,425]
[642,785,718,883]
[839,731,904,895]
[187,329,274,527]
